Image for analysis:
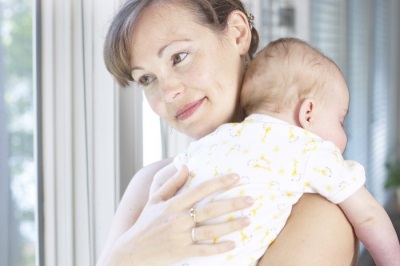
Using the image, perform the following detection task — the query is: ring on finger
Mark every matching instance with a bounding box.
[191,227,198,243]
[189,207,197,224]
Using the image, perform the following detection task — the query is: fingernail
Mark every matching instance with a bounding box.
[229,174,240,183]
[245,197,254,205]
[242,217,251,226]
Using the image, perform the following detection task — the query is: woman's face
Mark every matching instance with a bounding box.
[130,3,245,139]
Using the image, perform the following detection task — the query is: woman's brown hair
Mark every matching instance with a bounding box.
[103,0,259,87]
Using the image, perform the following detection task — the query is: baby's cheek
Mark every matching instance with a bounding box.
[336,132,347,153]
[341,136,348,153]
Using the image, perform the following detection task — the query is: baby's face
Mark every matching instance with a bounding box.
[309,73,349,153]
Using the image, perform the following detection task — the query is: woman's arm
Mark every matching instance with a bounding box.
[258,193,359,266]
[96,158,171,265]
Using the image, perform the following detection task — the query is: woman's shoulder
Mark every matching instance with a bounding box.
[259,194,358,265]
[136,158,173,181]
[122,158,173,206]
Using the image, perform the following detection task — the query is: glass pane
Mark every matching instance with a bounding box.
[142,96,162,166]
[0,0,37,265]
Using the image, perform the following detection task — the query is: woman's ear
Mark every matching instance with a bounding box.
[227,10,251,55]
[298,98,315,130]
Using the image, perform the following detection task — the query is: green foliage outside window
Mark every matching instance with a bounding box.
[0,0,35,265]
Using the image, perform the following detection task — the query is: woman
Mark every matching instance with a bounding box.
[98,0,358,265]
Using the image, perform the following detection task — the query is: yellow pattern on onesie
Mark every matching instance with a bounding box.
[171,114,365,266]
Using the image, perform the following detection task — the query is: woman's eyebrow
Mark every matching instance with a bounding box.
[158,39,191,57]
[129,42,176,73]
[158,42,172,57]
[131,39,191,73]
[130,43,174,72]
[130,67,143,75]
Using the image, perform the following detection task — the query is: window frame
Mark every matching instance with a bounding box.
[34,0,44,265]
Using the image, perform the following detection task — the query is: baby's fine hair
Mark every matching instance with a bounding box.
[104,0,259,87]
[241,37,342,115]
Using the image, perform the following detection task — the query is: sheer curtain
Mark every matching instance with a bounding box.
[309,0,398,205]
[345,0,373,184]
[346,0,394,204]
[40,0,122,264]
[368,0,391,203]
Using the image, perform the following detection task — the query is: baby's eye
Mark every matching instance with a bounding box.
[138,75,156,86]
[171,52,188,65]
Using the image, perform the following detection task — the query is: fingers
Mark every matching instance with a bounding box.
[194,217,251,242]
[152,165,189,202]
[173,174,241,209]
[195,196,254,223]
[188,241,236,257]
[186,218,251,257]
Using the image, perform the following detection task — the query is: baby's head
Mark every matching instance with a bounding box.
[241,38,350,152]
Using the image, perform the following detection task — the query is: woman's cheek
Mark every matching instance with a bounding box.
[145,93,163,115]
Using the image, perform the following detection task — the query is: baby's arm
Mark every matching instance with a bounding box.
[339,186,400,266]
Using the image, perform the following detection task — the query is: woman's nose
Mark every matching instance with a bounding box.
[161,75,184,102]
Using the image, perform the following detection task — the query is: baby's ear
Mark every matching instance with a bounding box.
[298,98,315,130]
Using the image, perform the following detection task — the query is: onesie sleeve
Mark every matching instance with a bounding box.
[303,141,366,204]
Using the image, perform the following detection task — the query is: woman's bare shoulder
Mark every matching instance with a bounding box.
[123,158,173,205]
[135,158,174,183]
[127,158,175,200]
[258,194,358,266]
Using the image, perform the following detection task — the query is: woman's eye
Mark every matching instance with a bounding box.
[171,52,188,65]
[138,75,155,86]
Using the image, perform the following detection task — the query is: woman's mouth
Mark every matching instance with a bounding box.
[176,97,206,120]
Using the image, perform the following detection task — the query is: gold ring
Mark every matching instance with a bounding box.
[189,207,197,224]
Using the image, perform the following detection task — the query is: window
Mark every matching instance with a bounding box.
[244,0,310,48]
[345,0,392,204]
[310,0,346,68]
[142,94,162,166]
[368,0,391,203]
[310,0,399,259]
[0,0,38,265]
[310,0,394,205]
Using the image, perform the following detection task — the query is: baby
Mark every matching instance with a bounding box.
[155,37,400,265]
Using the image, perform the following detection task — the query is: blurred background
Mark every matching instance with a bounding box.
[0,0,399,265]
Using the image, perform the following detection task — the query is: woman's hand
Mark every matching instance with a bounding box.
[103,165,254,266]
